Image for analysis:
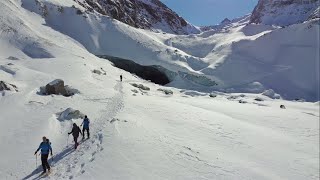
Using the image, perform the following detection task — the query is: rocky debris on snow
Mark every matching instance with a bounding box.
[0,81,18,92]
[239,100,248,104]
[57,108,85,121]
[182,90,207,97]
[131,89,139,93]
[92,68,106,75]
[262,89,281,99]
[280,105,286,109]
[131,83,150,91]
[227,95,238,100]
[110,118,120,124]
[157,88,173,95]
[39,79,79,97]
[254,97,264,102]
[7,56,19,60]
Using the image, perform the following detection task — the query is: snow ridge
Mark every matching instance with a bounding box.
[250,0,319,26]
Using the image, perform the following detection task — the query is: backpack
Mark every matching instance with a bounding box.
[46,138,51,145]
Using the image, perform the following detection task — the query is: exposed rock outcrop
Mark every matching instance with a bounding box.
[0,81,18,92]
[74,0,200,34]
[250,0,319,26]
[40,79,79,97]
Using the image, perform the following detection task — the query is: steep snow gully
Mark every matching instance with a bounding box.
[23,82,124,180]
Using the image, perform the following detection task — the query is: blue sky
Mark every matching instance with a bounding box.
[161,0,258,26]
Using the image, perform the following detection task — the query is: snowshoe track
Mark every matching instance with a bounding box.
[50,82,124,179]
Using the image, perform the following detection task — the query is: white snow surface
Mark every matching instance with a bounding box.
[19,0,320,101]
[0,0,319,180]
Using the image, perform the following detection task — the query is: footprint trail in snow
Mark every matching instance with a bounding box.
[49,82,124,179]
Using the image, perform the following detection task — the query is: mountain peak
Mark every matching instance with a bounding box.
[74,0,200,34]
[220,18,231,24]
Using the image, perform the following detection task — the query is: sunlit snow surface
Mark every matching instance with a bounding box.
[0,0,319,179]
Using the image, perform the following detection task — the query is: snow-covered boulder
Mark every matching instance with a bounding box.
[262,89,281,99]
[131,83,150,91]
[40,79,78,97]
[92,69,106,75]
[0,81,18,92]
[57,108,85,121]
[157,88,173,95]
[209,93,217,98]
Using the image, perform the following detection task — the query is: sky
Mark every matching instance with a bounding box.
[161,0,259,26]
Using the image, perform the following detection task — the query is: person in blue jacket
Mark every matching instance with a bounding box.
[34,136,53,173]
[81,115,90,139]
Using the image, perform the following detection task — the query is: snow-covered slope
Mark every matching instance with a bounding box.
[73,0,200,34]
[0,0,319,180]
[250,0,319,26]
[20,0,320,101]
[200,14,251,31]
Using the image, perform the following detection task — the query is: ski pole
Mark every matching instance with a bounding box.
[67,134,69,147]
[36,154,37,169]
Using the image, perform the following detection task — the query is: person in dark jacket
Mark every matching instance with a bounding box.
[120,75,123,82]
[34,136,53,173]
[81,115,90,139]
[68,123,82,149]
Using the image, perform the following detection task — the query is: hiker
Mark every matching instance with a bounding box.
[120,75,123,82]
[34,136,53,174]
[81,115,90,139]
[68,123,82,149]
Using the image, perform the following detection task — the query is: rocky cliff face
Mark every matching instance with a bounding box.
[74,0,200,34]
[250,0,319,26]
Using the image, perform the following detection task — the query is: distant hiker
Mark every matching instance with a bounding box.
[280,105,286,109]
[34,136,53,174]
[68,123,82,149]
[81,115,90,139]
[120,75,123,82]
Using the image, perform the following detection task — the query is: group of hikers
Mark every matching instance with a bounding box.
[34,75,123,175]
[34,115,90,174]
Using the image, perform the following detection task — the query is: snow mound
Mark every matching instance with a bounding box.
[57,108,85,121]
[262,89,281,99]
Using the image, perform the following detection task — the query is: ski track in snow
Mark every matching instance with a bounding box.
[47,82,124,179]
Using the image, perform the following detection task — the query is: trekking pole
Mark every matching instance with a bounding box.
[67,134,69,148]
[35,154,37,169]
